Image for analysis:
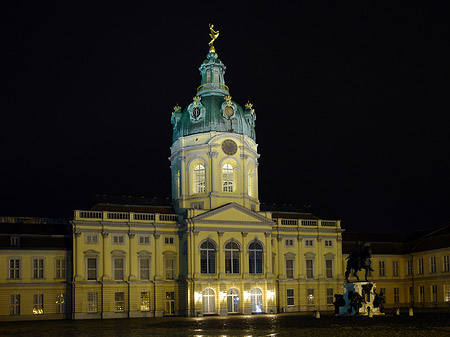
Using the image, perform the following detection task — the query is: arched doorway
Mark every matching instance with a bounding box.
[250,288,263,313]
[227,288,240,313]
[202,288,216,314]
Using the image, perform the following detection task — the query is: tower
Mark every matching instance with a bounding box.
[170,28,259,214]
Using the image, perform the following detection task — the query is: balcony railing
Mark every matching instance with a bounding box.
[275,218,339,228]
[196,82,229,94]
[74,210,177,223]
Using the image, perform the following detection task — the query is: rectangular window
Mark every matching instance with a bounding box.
[285,239,294,247]
[113,257,124,281]
[324,240,333,247]
[306,259,314,279]
[430,256,437,273]
[32,258,44,279]
[445,285,450,302]
[285,259,294,279]
[409,286,414,303]
[33,294,44,315]
[141,292,150,311]
[444,255,450,272]
[10,295,20,316]
[165,257,175,280]
[87,292,98,313]
[139,257,150,280]
[10,236,20,247]
[138,235,150,245]
[115,292,125,312]
[9,259,20,279]
[87,257,97,281]
[407,260,413,276]
[286,289,295,306]
[85,234,98,244]
[325,259,333,279]
[164,237,175,245]
[418,258,424,274]
[112,234,125,245]
[55,258,66,279]
[307,288,315,305]
[379,260,385,277]
[191,202,204,209]
[56,294,65,314]
[165,292,175,315]
[393,260,399,277]
[394,287,400,303]
[305,239,314,247]
[327,288,334,305]
[432,285,438,303]
[419,286,425,303]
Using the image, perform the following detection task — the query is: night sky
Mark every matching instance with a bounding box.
[2,2,448,233]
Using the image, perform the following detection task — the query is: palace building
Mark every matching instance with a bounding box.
[1,29,449,321]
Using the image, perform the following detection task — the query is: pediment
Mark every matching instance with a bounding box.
[191,203,273,226]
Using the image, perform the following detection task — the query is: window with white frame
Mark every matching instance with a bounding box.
[327,288,334,305]
[56,293,65,314]
[114,292,125,312]
[393,260,399,277]
[87,292,98,313]
[85,233,98,244]
[286,258,294,279]
[285,239,294,247]
[324,240,333,247]
[430,256,437,273]
[225,240,240,274]
[193,164,206,194]
[141,292,150,311]
[407,260,413,276]
[32,258,44,279]
[325,259,333,279]
[305,239,314,247]
[249,241,263,274]
[165,255,175,280]
[164,237,174,245]
[113,257,125,281]
[394,287,400,303]
[8,259,20,279]
[86,257,98,281]
[287,288,295,306]
[10,236,20,247]
[33,294,44,315]
[418,258,424,274]
[112,234,125,245]
[419,285,425,302]
[200,240,216,274]
[10,295,20,316]
[445,285,450,302]
[55,257,66,279]
[432,284,438,302]
[444,255,450,272]
[138,235,150,245]
[222,163,234,192]
[379,260,385,277]
[139,257,150,280]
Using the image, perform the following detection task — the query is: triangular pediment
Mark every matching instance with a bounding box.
[191,203,273,226]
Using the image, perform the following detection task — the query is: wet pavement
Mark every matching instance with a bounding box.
[1,311,450,336]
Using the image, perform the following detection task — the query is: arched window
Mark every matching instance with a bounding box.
[222,163,234,192]
[250,288,263,313]
[249,241,263,274]
[193,164,206,194]
[202,288,215,314]
[200,240,216,274]
[227,288,239,313]
[225,240,240,274]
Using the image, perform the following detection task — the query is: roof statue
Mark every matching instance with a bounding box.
[208,23,219,53]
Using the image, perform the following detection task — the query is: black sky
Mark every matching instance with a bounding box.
[1,2,449,233]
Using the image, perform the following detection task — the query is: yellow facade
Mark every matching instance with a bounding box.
[0,248,70,321]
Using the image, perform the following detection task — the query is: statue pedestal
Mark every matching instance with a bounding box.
[338,282,383,316]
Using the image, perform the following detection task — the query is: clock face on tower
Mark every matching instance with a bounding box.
[222,139,238,156]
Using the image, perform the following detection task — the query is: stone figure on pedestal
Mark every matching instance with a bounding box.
[345,241,375,282]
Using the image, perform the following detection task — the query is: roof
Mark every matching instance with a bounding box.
[89,195,176,214]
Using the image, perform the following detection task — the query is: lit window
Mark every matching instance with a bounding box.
[114,292,125,312]
[32,258,44,279]
[225,240,240,274]
[307,288,315,305]
[165,291,175,315]
[249,241,263,274]
[200,240,216,274]
[227,288,240,313]
[193,164,206,193]
[140,292,150,311]
[56,294,65,314]
[33,294,44,315]
[202,288,216,314]
[222,163,234,192]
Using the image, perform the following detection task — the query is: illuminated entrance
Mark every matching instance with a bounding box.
[202,288,216,314]
[250,288,263,313]
[227,288,240,313]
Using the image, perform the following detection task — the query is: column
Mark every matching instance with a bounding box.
[102,231,110,281]
[277,236,285,278]
[129,231,137,281]
[265,232,272,278]
[193,230,199,278]
[218,231,224,277]
[241,232,248,277]
[74,230,83,281]
[153,233,161,280]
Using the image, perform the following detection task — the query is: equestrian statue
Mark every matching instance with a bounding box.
[345,241,375,282]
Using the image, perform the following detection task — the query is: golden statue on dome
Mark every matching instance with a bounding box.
[208,23,219,53]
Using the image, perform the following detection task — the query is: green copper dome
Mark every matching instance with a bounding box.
[171,51,256,144]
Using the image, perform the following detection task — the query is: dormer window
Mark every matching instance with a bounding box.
[10,236,20,247]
